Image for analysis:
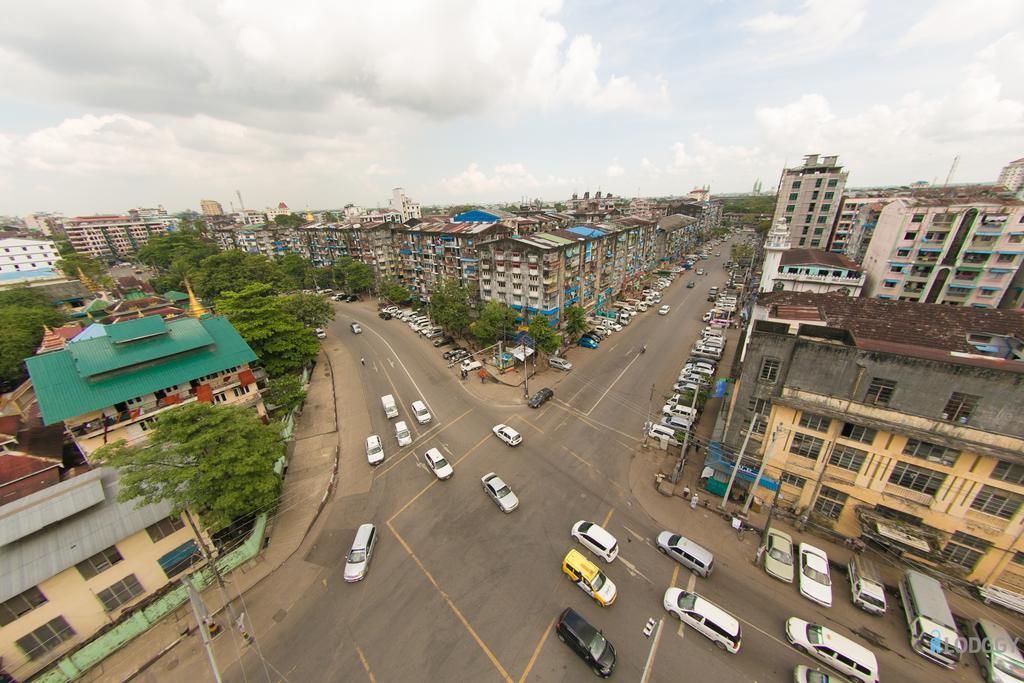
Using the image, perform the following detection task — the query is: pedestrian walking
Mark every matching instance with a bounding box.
[754,544,766,566]
[682,485,691,499]
[690,493,699,510]
[360,357,365,366]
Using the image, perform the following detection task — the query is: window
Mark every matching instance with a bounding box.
[829,445,867,472]
[158,540,202,579]
[76,546,123,580]
[814,487,848,520]
[1,587,47,627]
[993,460,1024,486]
[232,384,251,397]
[781,472,807,489]
[998,254,1016,263]
[827,179,838,187]
[888,462,946,496]
[788,193,799,201]
[16,616,76,660]
[815,179,823,188]
[941,532,990,572]
[943,392,979,422]
[785,204,795,212]
[824,192,835,200]
[759,358,780,383]
[864,378,896,406]
[809,203,817,212]
[811,191,820,200]
[789,433,824,459]
[903,439,959,467]
[911,214,925,223]
[1014,551,1024,565]
[96,574,145,612]
[816,215,827,224]
[792,181,802,189]
[839,423,876,445]
[798,412,831,432]
[813,227,824,235]
[896,248,911,257]
[750,398,770,434]
[904,231,917,240]
[146,516,185,542]
[822,204,831,212]
[971,486,1023,520]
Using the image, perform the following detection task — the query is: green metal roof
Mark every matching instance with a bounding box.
[27,316,257,425]
[83,299,110,313]
[123,291,148,300]
[105,315,168,343]
[162,290,189,302]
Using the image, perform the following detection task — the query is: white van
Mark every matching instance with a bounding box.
[968,618,1024,683]
[648,423,680,441]
[381,394,399,419]
[411,400,432,425]
[899,570,962,668]
[663,590,741,654]
[786,618,879,683]
[848,555,887,615]
[691,345,722,361]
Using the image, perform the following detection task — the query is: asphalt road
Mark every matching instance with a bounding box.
[223,242,966,683]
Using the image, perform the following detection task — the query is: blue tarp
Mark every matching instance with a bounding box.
[702,441,778,492]
[453,210,500,223]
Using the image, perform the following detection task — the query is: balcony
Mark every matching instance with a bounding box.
[883,483,935,507]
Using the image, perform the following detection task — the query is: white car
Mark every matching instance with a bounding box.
[548,357,573,371]
[661,404,698,422]
[481,472,519,512]
[798,543,833,607]
[762,528,795,584]
[315,328,327,339]
[662,588,741,654]
[658,305,671,315]
[365,435,384,466]
[394,420,413,447]
[602,321,623,332]
[682,365,715,377]
[411,400,432,425]
[492,424,522,446]
[422,447,453,480]
[571,521,619,562]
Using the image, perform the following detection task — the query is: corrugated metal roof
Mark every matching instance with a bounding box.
[27,316,257,425]
[0,469,105,546]
[105,315,168,343]
[0,468,173,603]
[67,317,213,377]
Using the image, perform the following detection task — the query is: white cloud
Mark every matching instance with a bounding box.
[439,162,576,197]
[742,0,866,64]
[606,160,625,177]
[897,0,1024,49]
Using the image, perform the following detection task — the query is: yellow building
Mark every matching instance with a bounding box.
[724,292,1024,589]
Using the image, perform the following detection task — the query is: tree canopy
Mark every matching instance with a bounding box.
[527,314,561,354]
[55,252,106,281]
[273,214,306,229]
[379,278,412,305]
[216,283,319,376]
[136,230,218,271]
[283,291,334,329]
[0,289,65,390]
[429,278,472,335]
[471,301,518,345]
[264,374,307,413]
[95,402,283,531]
[277,253,313,291]
[563,305,588,341]
[191,251,286,299]
[342,260,374,292]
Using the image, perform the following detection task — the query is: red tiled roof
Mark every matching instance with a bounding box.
[0,453,59,485]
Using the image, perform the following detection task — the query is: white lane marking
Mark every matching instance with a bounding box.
[585,353,641,416]
[640,617,664,683]
[618,556,653,585]
[388,358,395,368]
[366,325,436,420]
[607,343,618,352]
[621,525,647,543]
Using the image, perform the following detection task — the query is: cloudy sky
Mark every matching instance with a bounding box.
[1,0,1022,216]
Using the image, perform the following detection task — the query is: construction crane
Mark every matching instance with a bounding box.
[944,155,959,186]
[236,189,245,211]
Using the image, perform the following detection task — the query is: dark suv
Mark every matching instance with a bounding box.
[527,388,554,409]
[555,608,615,677]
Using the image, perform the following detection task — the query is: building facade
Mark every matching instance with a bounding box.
[200,199,224,217]
[759,218,864,295]
[389,188,422,222]
[393,221,507,300]
[861,191,1024,308]
[772,154,848,251]
[998,157,1024,194]
[62,214,172,260]
[0,238,59,277]
[725,292,1024,587]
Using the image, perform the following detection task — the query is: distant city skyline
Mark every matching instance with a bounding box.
[1,0,1022,215]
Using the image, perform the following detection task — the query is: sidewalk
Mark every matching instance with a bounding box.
[77,351,342,682]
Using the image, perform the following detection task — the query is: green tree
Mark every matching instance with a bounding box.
[283,292,334,328]
[216,284,319,376]
[0,301,65,390]
[379,278,411,305]
[329,257,353,289]
[55,252,106,281]
[343,260,374,293]
[136,230,218,271]
[273,214,305,229]
[429,278,472,335]
[95,402,283,531]
[191,251,286,299]
[264,374,307,412]
[731,243,754,265]
[527,314,561,355]
[563,305,588,341]
[278,253,313,291]
[471,301,518,345]
[323,212,338,222]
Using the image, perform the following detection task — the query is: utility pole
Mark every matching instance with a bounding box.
[669,388,700,484]
[184,575,223,683]
[742,423,783,516]
[720,415,757,510]
[642,383,654,448]
[182,510,241,635]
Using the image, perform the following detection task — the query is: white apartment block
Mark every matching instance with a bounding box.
[62,215,171,260]
[998,157,1024,194]
[836,193,900,263]
[0,238,60,276]
[772,154,849,251]
[389,188,421,222]
[759,218,865,296]
[862,193,1024,308]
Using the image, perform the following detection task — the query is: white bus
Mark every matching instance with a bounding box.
[898,570,962,668]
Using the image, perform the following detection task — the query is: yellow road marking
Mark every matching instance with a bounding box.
[549,400,640,442]
[376,408,472,477]
[388,431,490,525]
[601,507,614,527]
[517,616,555,683]
[454,432,491,466]
[511,413,545,435]
[355,646,377,683]
[670,563,680,588]
[387,521,513,682]
[563,447,592,468]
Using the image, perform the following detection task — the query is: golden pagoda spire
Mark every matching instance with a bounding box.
[184,279,210,318]
[77,267,100,293]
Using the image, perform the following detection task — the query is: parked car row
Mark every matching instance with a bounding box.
[579,278,673,349]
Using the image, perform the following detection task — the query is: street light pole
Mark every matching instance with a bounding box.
[720,414,757,511]
[742,423,783,516]
[669,387,701,484]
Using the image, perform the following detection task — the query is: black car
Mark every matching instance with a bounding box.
[432,336,454,347]
[378,311,393,320]
[528,388,554,409]
[345,294,360,302]
[555,608,615,678]
[443,347,467,360]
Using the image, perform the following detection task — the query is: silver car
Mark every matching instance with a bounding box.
[344,523,378,582]
[481,472,519,513]
[762,528,795,583]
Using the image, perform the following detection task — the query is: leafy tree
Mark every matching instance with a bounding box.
[54,239,75,257]
[216,284,319,376]
[191,251,286,299]
[380,278,411,305]
[55,252,106,281]
[136,230,218,271]
[527,314,561,355]
[0,288,55,309]
[471,301,518,345]
[429,278,471,334]
[283,292,334,328]
[731,243,754,265]
[273,214,305,229]
[0,303,65,390]
[95,402,283,531]
[343,260,374,292]
[563,305,588,341]
[329,257,353,289]
[264,374,307,412]
[278,253,313,291]
[323,212,338,222]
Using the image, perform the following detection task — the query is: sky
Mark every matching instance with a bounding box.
[1,0,1023,216]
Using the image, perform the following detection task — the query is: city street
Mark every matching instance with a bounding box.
[218,246,973,683]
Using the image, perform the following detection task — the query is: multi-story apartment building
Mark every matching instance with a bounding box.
[200,199,224,216]
[0,238,59,277]
[759,218,864,295]
[0,466,206,680]
[25,313,265,459]
[393,221,508,300]
[835,192,900,263]
[389,188,422,222]
[23,213,64,236]
[772,154,848,251]
[264,202,292,223]
[62,213,172,261]
[666,198,723,235]
[861,189,1024,308]
[723,291,1024,588]
[998,157,1024,194]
